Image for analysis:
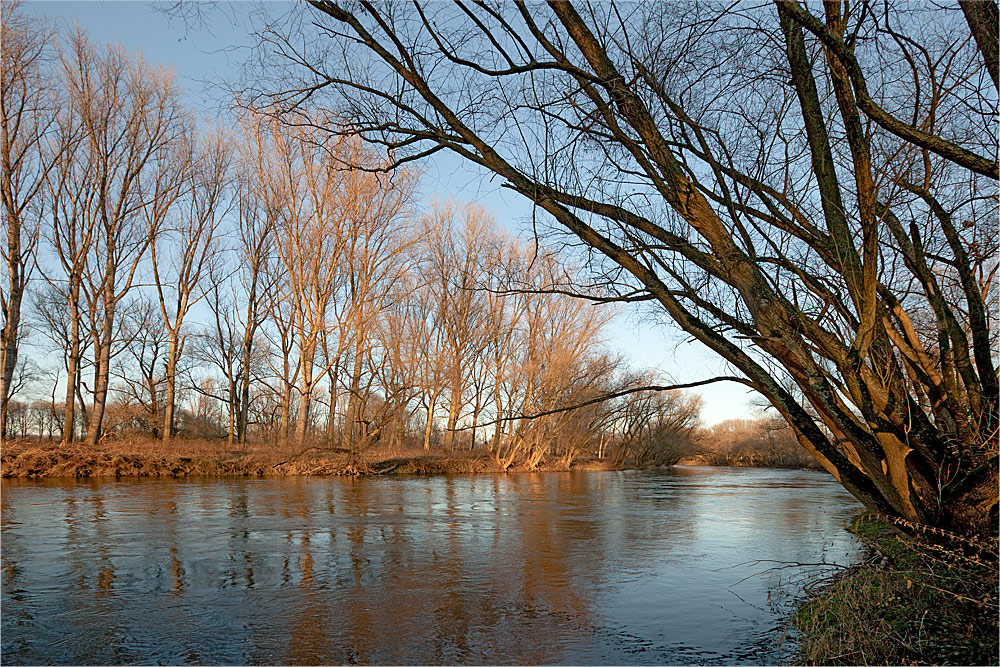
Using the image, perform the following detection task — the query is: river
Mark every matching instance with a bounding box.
[1,466,861,665]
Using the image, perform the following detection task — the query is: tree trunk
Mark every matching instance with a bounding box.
[279,380,292,449]
[228,374,237,445]
[61,287,82,445]
[960,0,999,89]
[443,382,462,451]
[61,359,79,445]
[238,354,251,445]
[0,155,27,440]
[491,393,504,455]
[326,358,340,444]
[85,247,120,448]
[469,406,480,451]
[85,323,113,446]
[0,273,21,440]
[162,334,178,444]
[343,332,365,450]
[238,301,256,445]
[295,343,315,447]
[146,369,160,439]
[423,392,437,450]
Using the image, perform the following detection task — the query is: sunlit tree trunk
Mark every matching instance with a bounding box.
[58,280,82,444]
[325,356,340,443]
[153,132,228,444]
[423,391,438,451]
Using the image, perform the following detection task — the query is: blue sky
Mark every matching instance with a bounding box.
[25,1,760,425]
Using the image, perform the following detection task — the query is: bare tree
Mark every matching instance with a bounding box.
[50,33,190,446]
[1,1,58,437]
[334,140,417,451]
[482,238,529,457]
[369,278,425,449]
[150,129,230,443]
[257,1,998,534]
[495,251,612,469]
[261,267,299,448]
[228,154,276,444]
[114,297,168,435]
[611,383,702,468]
[33,282,92,442]
[696,416,818,468]
[419,201,496,451]
[193,283,240,441]
[253,119,348,447]
[44,54,94,445]
[411,277,448,450]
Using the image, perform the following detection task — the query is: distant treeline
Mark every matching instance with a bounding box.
[686,417,820,469]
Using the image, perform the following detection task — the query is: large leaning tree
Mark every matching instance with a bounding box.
[250,0,998,535]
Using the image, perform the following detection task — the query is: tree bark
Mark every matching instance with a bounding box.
[326,357,340,443]
[295,342,315,446]
[84,298,115,447]
[61,310,80,445]
[238,304,255,445]
[343,331,365,450]
[0,218,23,439]
[279,376,292,449]
[423,392,437,450]
[162,333,179,444]
[959,0,999,89]
[443,381,462,451]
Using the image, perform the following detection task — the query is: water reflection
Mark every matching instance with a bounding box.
[1,468,861,665]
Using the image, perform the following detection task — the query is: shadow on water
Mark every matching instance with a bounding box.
[1,467,861,665]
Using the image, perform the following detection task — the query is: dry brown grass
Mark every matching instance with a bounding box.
[794,514,998,665]
[0,437,625,479]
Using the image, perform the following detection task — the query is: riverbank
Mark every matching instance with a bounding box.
[794,513,998,665]
[678,452,821,470]
[0,439,621,479]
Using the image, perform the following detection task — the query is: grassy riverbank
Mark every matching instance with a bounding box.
[0,438,620,479]
[794,513,998,665]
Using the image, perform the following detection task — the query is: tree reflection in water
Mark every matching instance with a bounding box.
[1,468,861,664]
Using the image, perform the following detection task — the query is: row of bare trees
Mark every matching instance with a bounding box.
[174,176,701,468]
[3,8,232,447]
[2,6,700,470]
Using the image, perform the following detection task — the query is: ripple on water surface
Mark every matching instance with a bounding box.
[1,467,861,665]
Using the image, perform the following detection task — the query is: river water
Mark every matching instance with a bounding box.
[1,466,861,665]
